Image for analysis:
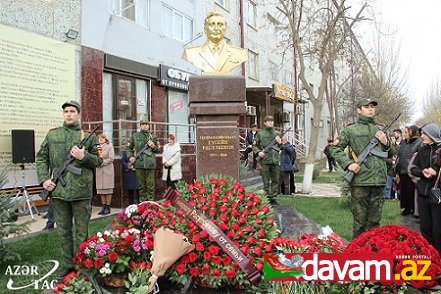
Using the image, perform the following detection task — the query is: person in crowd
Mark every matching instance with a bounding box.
[393,128,403,146]
[331,98,393,238]
[241,124,258,170]
[122,146,139,205]
[279,137,295,195]
[323,139,338,172]
[95,132,115,215]
[384,135,397,199]
[128,117,160,201]
[409,123,441,253]
[36,100,102,278]
[162,134,182,190]
[396,125,422,215]
[253,115,282,204]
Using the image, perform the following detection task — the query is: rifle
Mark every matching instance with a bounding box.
[129,134,154,168]
[255,127,292,162]
[40,125,100,201]
[343,112,401,182]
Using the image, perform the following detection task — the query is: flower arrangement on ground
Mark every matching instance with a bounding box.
[344,225,441,291]
[73,227,153,284]
[266,227,347,294]
[152,177,278,289]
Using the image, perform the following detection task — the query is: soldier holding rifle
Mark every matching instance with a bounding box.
[331,98,394,238]
[253,116,282,205]
[128,117,160,201]
[36,101,102,279]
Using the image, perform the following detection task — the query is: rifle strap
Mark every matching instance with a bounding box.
[164,189,262,284]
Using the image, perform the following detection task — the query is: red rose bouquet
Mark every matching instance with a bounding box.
[345,225,441,290]
[152,177,278,289]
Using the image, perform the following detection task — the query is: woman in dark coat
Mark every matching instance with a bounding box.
[409,123,441,253]
[396,125,421,215]
[122,149,139,205]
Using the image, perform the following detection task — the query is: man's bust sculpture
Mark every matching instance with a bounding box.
[182,12,248,75]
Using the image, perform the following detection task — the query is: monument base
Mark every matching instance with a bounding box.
[189,76,246,181]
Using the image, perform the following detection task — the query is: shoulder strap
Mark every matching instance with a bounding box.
[434,169,441,188]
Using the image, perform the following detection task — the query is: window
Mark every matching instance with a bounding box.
[269,61,279,81]
[245,0,257,28]
[215,0,229,10]
[108,0,150,27]
[248,50,258,80]
[162,5,194,42]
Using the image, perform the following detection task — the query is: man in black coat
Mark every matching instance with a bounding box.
[242,124,258,169]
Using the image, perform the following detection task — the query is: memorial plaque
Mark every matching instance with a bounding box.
[196,124,239,179]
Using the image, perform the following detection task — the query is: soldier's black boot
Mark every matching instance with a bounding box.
[98,204,106,215]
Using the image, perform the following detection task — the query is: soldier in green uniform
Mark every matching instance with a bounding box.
[36,100,102,278]
[253,116,282,204]
[331,98,394,238]
[128,118,160,201]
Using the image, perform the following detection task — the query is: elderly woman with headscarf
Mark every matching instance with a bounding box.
[409,123,441,253]
[162,134,182,189]
[396,125,422,216]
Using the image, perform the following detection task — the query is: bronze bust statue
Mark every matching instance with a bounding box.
[182,12,248,75]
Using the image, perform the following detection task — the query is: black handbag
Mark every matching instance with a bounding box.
[430,171,441,206]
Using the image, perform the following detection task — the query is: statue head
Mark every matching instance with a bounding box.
[204,12,227,44]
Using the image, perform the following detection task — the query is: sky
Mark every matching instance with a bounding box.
[351,0,441,118]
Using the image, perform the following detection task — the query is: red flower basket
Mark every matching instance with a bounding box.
[152,177,278,289]
[344,225,441,289]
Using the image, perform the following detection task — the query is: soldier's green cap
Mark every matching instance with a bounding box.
[263,115,274,122]
[62,100,81,112]
[356,98,378,109]
[139,115,150,124]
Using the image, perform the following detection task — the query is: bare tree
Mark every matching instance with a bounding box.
[276,0,367,193]
[419,80,441,125]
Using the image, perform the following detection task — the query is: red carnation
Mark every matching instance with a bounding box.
[262,205,270,213]
[213,269,221,277]
[85,259,93,269]
[190,266,200,277]
[202,264,210,275]
[195,242,205,251]
[208,245,220,255]
[108,252,118,262]
[176,263,186,275]
[94,259,104,268]
[188,252,198,263]
[212,256,222,265]
[203,251,211,261]
[225,270,236,279]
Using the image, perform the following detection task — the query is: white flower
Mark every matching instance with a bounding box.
[104,230,111,236]
[84,248,90,255]
[97,232,102,238]
[125,204,138,218]
[318,225,334,240]
[99,237,105,243]
[99,263,112,276]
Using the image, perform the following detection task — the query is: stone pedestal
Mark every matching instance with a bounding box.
[189,76,246,180]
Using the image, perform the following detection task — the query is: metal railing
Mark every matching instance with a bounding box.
[82,119,196,155]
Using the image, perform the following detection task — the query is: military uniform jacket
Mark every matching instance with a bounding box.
[36,122,102,201]
[331,116,394,186]
[128,131,160,169]
[253,127,281,165]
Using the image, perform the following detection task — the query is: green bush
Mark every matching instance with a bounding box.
[0,169,30,266]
